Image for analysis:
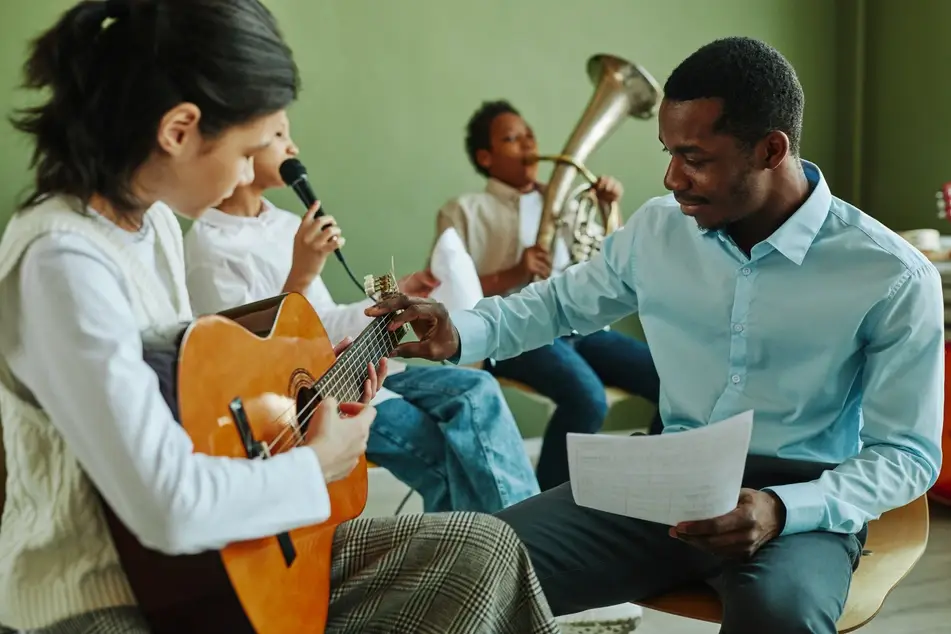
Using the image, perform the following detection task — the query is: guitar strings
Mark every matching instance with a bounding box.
[265,314,401,455]
[270,321,397,455]
[266,319,389,454]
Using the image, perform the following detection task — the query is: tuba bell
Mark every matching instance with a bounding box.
[528,54,661,267]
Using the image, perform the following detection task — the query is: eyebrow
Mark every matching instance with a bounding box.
[659,138,707,155]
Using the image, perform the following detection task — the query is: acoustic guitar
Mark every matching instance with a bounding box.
[100,272,409,633]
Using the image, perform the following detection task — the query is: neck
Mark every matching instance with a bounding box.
[492,176,536,194]
[88,193,148,232]
[728,162,810,254]
[218,186,266,217]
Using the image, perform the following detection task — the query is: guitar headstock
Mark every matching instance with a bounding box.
[937,182,951,221]
[363,271,400,302]
[363,269,411,341]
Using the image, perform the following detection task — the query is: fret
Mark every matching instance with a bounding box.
[311,313,405,403]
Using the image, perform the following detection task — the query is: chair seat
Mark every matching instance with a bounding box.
[635,495,930,633]
[495,377,633,408]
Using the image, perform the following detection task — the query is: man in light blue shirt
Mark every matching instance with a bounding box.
[369,36,943,633]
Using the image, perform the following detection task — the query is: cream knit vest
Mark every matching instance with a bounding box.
[0,196,191,629]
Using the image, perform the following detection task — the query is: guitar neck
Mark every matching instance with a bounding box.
[312,315,410,403]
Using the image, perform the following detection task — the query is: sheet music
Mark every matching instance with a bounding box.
[568,410,754,525]
[429,228,484,311]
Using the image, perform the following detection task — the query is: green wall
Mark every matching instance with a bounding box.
[859,0,951,231]
[0,0,842,436]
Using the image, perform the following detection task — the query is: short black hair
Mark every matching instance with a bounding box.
[664,36,804,156]
[11,0,299,213]
[464,100,520,177]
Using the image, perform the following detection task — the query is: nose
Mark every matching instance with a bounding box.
[663,157,688,193]
[288,142,299,157]
[521,135,537,152]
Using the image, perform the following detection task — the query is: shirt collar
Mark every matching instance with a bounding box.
[198,197,278,228]
[485,178,544,208]
[700,160,831,266]
[764,161,831,265]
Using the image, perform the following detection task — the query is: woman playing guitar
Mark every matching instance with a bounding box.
[0,1,559,633]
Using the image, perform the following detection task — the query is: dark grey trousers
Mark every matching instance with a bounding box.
[496,454,867,634]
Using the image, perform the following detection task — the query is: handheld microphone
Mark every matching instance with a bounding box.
[279,157,364,293]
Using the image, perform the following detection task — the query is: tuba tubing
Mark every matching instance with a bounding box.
[532,54,661,263]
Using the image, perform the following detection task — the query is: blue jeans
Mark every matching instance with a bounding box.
[496,455,867,633]
[366,365,540,513]
[487,329,660,491]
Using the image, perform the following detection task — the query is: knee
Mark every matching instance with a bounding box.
[452,367,501,397]
[722,575,841,634]
[559,387,609,428]
[451,513,528,569]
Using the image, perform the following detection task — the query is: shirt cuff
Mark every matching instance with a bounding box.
[289,447,332,524]
[450,309,491,365]
[763,481,825,536]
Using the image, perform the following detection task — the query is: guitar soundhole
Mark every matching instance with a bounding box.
[289,368,320,440]
[295,385,321,438]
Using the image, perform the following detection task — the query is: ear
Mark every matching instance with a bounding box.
[761,131,790,170]
[475,148,492,171]
[156,103,202,157]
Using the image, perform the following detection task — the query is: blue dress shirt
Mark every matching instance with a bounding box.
[452,161,944,536]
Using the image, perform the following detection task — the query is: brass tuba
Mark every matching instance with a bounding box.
[529,54,661,267]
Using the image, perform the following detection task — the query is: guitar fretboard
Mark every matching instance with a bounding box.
[311,314,408,403]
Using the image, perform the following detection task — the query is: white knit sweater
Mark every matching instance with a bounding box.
[0,196,190,628]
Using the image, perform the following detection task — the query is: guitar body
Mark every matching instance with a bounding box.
[101,292,369,633]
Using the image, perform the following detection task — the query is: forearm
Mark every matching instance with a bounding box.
[282,268,316,296]
[479,265,527,297]
[766,443,938,535]
[768,265,941,535]
[453,240,639,365]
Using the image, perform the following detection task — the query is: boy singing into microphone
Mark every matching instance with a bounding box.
[184,111,539,514]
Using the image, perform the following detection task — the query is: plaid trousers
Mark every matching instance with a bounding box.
[16,512,560,634]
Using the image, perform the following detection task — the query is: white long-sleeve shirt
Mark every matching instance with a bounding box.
[2,207,331,555]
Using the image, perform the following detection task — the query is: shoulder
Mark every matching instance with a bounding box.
[438,191,495,216]
[619,193,685,239]
[23,231,124,275]
[17,232,131,312]
[825,197,935,281]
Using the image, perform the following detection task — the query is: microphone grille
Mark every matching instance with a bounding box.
[279,158,307,185]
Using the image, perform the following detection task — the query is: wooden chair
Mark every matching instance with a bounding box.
[635,495,930,633]
[493,376,634,409]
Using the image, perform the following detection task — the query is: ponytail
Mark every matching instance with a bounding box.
[10,0,299,214]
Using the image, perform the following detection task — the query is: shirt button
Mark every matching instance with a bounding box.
[742,267,752,276]
[733,323,744,332]
[731,374,741,384]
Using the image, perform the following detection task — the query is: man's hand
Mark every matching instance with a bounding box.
[304,399,376,483]
[398,269,441,298]
[593,175,623,205]
[333,337,387,403]
[670,488,787,559]
[364,294,460,361]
